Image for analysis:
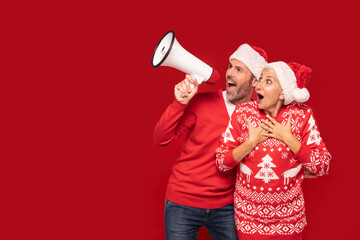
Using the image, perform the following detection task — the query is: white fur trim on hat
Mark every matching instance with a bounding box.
[266,61,310,105]
[229,44,267,79]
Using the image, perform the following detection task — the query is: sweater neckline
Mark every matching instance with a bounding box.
[256,101,288,121]
[222,90,236,118]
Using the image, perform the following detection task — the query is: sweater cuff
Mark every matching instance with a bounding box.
[295,143,312,164]
[171,99,189,109]
[223,150,240,169]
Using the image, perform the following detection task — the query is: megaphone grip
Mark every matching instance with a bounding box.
[190,74,205,85]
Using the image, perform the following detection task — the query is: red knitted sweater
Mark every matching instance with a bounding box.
[154,90,236,209]
[216,101,331,239]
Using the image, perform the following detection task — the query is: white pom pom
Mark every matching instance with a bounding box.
[293,88,310,103]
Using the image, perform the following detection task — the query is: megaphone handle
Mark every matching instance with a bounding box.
[177,86,194,97]
[178,74,204,98]
[191,74,205,85]
[188,74,204,91]
[177,84,194,98]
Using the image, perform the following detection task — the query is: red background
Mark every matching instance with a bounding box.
[0,0,359,239]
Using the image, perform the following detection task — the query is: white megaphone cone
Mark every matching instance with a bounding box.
[151,30,220,89]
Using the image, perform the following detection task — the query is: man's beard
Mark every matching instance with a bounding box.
[226,79,252,104]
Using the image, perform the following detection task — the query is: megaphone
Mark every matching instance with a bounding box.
[151,30,219,87]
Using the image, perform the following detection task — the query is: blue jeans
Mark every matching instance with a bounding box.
[165,199,238,240]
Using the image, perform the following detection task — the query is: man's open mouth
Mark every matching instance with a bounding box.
[227,82,236,87]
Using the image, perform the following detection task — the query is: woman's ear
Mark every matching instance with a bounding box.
[252,78,257,88]
[279,93,285,100]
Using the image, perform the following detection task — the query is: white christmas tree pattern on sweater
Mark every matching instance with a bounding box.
[222,122,235,143]
[306,114,322,146]
[254,154,279,183]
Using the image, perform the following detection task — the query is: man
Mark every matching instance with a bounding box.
[154,44,268,240]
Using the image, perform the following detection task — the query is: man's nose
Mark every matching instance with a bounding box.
[227,68,235,77]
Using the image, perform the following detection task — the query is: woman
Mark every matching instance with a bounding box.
[215,61,331,240]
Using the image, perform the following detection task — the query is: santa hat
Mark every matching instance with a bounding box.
[229,44,268,79]
[266,61,311,105]
[287,62,312,89]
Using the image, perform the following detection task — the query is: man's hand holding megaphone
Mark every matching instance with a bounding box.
[174,75,199,104]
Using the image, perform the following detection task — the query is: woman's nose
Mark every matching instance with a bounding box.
[255,81,262,90]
